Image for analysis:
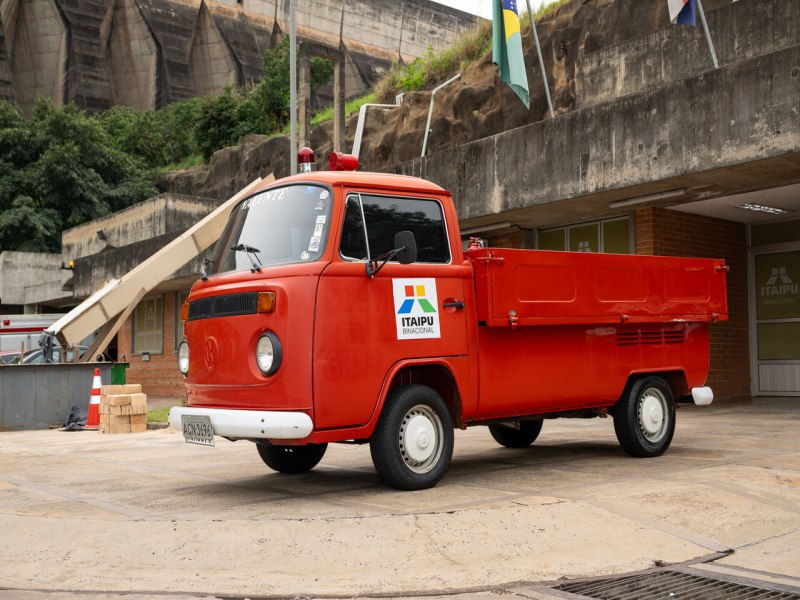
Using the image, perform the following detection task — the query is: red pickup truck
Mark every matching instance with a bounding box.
[170,166,728,490]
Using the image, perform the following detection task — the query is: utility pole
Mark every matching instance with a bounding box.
[289,0,298,174]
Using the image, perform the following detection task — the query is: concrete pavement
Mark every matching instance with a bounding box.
[0,398,798,599]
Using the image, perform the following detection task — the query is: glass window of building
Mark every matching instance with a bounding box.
[133,297,163,354]
[538,217,630,254]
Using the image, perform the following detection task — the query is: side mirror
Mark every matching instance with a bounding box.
[394,231,417,265]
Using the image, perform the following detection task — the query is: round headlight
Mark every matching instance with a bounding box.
[256,331,282,376]
[177,340,189,375]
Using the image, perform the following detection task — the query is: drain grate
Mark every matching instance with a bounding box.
[556,570,800,600]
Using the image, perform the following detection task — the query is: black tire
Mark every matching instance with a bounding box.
[613,376,675,457]
[370,384,454,490]
[256,442,327,474]
[489,419,543,448]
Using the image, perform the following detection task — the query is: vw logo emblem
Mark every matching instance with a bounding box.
[204,337,218,370]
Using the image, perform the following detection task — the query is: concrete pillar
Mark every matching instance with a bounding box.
[298,43,311,148]
[332,44,345,153]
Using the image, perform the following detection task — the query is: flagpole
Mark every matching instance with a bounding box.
[524,0,554,119]
[696,0,719,69]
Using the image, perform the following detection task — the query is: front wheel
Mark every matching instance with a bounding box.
[370,385,454,490]
[256,442,327,474]
[613,376,675,457]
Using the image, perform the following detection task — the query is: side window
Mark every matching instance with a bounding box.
[340,196,368,260]
[362,195,450,263]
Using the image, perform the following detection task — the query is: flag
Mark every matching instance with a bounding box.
[492,0,529,108]
[668,0,697,26]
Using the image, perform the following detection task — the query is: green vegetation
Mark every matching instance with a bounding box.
[373,0,568,103]
[0,99,158,253]
[375,20,493,103]
[147,407,171,423]
[0,41,335,252]
[310,93,376,128]
[0,5,571,253]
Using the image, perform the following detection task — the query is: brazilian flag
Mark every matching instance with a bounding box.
[492,0,530,108]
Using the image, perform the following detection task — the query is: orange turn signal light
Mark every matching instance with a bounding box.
[257,291,276,313]
[180,302,189,322]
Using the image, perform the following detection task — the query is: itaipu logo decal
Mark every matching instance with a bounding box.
[392,279,440,340]
[761,266,798,304]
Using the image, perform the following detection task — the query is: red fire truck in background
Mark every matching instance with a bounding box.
[0,314,61,362]
[170,157,728,490]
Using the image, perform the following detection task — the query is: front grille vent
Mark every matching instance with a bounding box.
[556,570,800,600]
[617,329,685,346]
[188,292,258,321]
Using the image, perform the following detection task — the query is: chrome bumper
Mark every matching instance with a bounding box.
[169,406,313,440]
[691,386,714,406]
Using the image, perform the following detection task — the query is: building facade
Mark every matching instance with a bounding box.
[7,0,798,401]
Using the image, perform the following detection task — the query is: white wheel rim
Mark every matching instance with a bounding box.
[638,387,668,442]
[399,404,443,474]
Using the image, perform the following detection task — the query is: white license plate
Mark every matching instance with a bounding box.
[181,415,215,446]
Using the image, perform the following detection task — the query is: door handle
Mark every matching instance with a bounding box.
[443,301,465,309]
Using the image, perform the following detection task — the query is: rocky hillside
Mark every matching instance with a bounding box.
[159,0,729,201]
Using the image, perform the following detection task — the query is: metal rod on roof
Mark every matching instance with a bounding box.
[352,103,399,159]
[421,73,461,158]
[524,0,554,120]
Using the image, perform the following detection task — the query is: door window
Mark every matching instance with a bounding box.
[340,194,450,264]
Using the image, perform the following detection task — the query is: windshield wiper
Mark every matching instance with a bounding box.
[200,257,215,281]
[231,243,262,273]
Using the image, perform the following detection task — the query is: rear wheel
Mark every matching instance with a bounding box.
[613,376,675,457]
[489,420,543,448]
[370,384,454,490]
[256,442,327,474]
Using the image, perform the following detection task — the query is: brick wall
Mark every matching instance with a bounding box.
[636,207,750,400]
[118,291,187,399]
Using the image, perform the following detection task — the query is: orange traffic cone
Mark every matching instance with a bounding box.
[86,368,102,430]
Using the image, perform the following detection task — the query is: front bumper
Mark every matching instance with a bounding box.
[169,406,313,440]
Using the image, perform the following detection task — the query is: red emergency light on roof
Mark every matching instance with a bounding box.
[329,152,358,172]
[298,147,316,173]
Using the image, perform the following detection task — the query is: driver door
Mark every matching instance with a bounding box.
[313,192,469,430]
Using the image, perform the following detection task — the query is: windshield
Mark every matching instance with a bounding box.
[213,184,333,274]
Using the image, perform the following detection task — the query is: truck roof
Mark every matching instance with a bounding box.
[257,170,449,196]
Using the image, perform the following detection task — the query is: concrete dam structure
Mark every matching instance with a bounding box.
[0,0,479,114]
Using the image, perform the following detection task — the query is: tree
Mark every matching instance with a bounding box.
[194,88,247,161]
[240,38,335,134]
[0,98,157,252]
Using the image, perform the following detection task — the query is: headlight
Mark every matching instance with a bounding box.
[177,340,189,375]
[256,331,282,376]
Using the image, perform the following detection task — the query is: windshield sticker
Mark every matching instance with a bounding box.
[316,215,327,224]
[392,279,440,340]
[301,251,311,261]
[320,190,329,200]
[241,187,287,211]
[308,236,321,252]
[313,223,324,237]
[315,200,326,211]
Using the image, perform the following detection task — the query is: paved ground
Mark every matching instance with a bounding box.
[0,398,798,599]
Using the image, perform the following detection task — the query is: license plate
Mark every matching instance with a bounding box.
[181,415,215,446]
